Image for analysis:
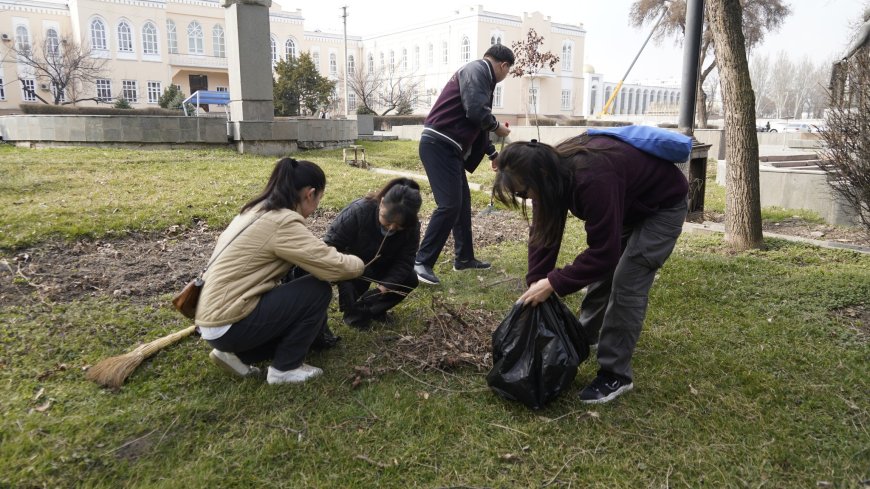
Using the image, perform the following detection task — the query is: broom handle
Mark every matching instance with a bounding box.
[136,325,198,358]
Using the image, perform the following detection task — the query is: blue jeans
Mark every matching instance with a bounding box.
[579,199,688,382]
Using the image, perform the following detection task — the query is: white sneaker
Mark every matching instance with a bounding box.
[209,349,261,377]
[266,364,323,385]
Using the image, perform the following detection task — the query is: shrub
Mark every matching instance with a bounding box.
[159,85,186,110]
[113,97,133,109]
[356,106,376,115]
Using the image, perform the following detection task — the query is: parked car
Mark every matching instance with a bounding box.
[782,123,814,133]
[767,121,789,133]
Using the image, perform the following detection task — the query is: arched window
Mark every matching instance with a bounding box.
[187,21,204,54]
[166,20,178,54]
[347,54,355,74]
[118,20,133,53]
[367,54,374,72]
[329,53,337,75]
[562,41,573,71]
[213,25,225,58]
[460,36,470,63]
[142,22,158,55]
[312,50,320,69]
[46,28,60,56]
[389,50,395,68]
[285,38,296,60]
[401,48,407,71]
[15,25,31,53]
[490,34,502,45]
[90,19,107,51]
[270,36,277,64]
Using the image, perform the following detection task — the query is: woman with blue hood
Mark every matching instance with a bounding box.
[324,178,423,330]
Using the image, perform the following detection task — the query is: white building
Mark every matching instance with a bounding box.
[0,1,589,120]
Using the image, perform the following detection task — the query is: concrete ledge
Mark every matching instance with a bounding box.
[0,115,229,145]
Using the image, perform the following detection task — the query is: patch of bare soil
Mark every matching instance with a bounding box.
[704,211,870,248]
[0,209,530,308]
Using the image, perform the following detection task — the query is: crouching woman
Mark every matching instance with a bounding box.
[196,158,364,385]
[324,178,422,329]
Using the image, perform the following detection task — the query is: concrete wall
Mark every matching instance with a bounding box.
[0,115,228,145]
[716,160,858,226]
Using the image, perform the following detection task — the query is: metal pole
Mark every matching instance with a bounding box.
[678,0,705,136]
[342,6,349,117]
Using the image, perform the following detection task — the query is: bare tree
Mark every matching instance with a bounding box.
[789,56,819,119]
[630,0,790,127]
[768,51,794,119]
[510,28,559,140]
[11,34,108,105]
[749,53,773,117]
[346,60,423,116]
[708,0,764,250]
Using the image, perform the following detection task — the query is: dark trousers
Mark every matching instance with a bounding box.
[339,269,418,326]
[416,136,474,267]
[579,200,687,382]
[206,274,332,371]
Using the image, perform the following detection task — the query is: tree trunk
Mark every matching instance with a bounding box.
[707,0,764,250]
[696,85,709,128]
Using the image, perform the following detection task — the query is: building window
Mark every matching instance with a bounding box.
[428,43,434,66]
[118,21,133,53]
[46,28,60,57]
[187,21,204,54]
[367,54,374,72]
[401,49,408,71]
[528,87,538,112]
[562,42,573,71]
[90,19,107,51]
[389,50,395,69]
[379,52,384,68]
[414,46,420,70]
[122,80,138,103]
[142,22,158,55]
[96,78,112,102]
[490,34,502,45]
[442,41,448,64]
[348,92,356,111]
[166,20,178,54]
[312,50,320,70]
[213,25,225,58]
[270,36,277,64]
[329,53,337,75]
[285,39,296,60]
[0,75,5,100]
[561,89,571,109]
[347,54,355,74]
[15,25,31,53]
[494,85,503,108]
[147,81,161,103]
[460,37,470,63]
[51,82,66,103]
[21,79,36,102]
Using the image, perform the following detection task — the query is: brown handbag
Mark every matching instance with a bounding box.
[172,213,264,319]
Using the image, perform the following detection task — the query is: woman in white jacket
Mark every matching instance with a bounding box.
[195,158,364,385]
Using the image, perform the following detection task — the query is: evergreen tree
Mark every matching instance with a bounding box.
[274,52,336,116]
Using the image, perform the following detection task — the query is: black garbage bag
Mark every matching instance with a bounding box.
[486,295,589,410]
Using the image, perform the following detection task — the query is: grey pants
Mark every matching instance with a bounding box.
[579,199,687,382]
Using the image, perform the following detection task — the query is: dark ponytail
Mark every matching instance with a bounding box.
[241,157,326,213]
[368,177,422,228]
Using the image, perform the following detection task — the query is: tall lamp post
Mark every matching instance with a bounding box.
[342,6,349,117]
[678,0,704,136]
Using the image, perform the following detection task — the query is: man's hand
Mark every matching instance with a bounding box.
[517,278,553,307]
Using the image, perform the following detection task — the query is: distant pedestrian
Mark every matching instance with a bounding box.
[413,44,514,285]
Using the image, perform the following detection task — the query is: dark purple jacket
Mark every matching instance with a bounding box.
[527,136,689,296]
[423,59,499,171]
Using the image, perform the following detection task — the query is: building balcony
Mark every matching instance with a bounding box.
[169,53,228,70]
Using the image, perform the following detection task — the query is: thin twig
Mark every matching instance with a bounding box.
[355,454,393,469]
[155,415,179,449]
[487,423,529,437]
[542,451,581,487]
[482,276,521,288]
[103,429,157,456]
[397,367,485,394]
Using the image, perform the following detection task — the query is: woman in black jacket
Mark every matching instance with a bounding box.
[325,178,423,329]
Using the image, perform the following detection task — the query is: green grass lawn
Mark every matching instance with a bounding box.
[0,143,868,487]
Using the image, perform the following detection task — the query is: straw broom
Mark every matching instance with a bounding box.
[86,325,197,388]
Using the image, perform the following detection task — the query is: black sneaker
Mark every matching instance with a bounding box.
[453,258,491,271]
[578,374,634,404]
[414,263,440,285]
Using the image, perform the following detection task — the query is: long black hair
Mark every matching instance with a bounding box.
[241,157,326,213]
[367,177,422,228]
[493,135,614,247]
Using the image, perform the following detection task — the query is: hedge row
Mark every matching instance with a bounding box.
[17,104,184,116]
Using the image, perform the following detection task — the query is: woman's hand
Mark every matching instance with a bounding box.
[377,284,389,294]
[518,278,553,307]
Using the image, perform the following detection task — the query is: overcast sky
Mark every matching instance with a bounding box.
[276,0,867,83]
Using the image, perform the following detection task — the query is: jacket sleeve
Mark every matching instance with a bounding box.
[274,217,364,282]
[459,60,499,132]
[379,221,420,289]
